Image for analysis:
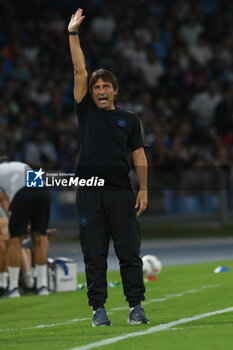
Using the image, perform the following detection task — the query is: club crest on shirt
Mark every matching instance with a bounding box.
[117,119,126,127]
[80,216,88,226]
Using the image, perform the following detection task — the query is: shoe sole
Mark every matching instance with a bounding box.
[127,319,150,325]
[36,288,50,296]
[37,292,50,296]
[2,293,21,298]
[92,322,112,327]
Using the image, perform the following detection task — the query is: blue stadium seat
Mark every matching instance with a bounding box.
[176,196,201,214]
[203,195,220,213]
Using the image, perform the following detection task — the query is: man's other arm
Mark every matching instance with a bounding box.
[132,147,148,216]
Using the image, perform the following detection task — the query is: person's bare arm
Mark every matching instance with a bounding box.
[68,8,88,103]
[0,218,9,241]
[0,191,10,216]
[132,147,148,216]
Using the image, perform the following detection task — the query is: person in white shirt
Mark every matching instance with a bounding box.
[0,157,51,297]
[189,80,222,128]
[189,35,213,66]
[140,48,164,88]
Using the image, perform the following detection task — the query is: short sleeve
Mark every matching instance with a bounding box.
[129,115,148,151]
[75,92,94,119]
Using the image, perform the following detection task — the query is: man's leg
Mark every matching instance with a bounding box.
[77,189,111,323]
[106,189,145,304]
[21,247,34,289]
[30,187,51,295]
[32,232,49,292]
[21,248,32,271]
[106,189,149,324]
[5,188,31,296]
[0,218,9,291]
[0,242,8,291]
[7,236,23,294]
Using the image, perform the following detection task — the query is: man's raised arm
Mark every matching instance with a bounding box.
[68,8,88,103]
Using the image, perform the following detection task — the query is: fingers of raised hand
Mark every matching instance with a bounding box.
[75,8,83,19]
[68,9,85,30]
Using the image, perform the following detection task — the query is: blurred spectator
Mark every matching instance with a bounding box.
[123,38,147,72]
[181,14,203,47]
[189,34,213,66]
[214,86,233,137]
[140,48,164,88]
[90,7,116,43]
[24,129,58,168]
[189,80,222,128]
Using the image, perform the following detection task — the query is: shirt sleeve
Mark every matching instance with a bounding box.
[129,115,148,152]
[75,92,94,119]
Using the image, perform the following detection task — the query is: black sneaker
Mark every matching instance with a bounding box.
[92,307,112,327]
[128,305,150,325]
[2,288,21,298]
[0,288,6,297]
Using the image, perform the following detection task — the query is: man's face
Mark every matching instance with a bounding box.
[91,78,118,110]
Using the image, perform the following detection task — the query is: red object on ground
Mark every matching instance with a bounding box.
[146,276,157,281]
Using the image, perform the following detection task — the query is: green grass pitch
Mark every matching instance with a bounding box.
[0,260,233,350]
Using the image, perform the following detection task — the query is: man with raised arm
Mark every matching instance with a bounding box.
[68,9,149,327]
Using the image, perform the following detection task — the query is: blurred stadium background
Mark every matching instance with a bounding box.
[1,0,233,238]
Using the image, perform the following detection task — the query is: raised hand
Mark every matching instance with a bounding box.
[68,8,85,32]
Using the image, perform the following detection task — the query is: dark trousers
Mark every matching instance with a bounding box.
[76,186,145,308]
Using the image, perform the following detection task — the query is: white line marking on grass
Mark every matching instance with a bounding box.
[0,317,91,333]
[169,323,233,331]
[170,325,215,330]
[142,298,167,306]
[0,285,219,333]
[111,285,219,311]
[201,285,219,289]
[112,298,168,311]
[68,307,233,350]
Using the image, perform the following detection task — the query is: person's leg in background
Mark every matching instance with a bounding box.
[3,188,31,297]
[0,243,8,292]
[30,187,51,295]
[0,218,9,293]
[31,232,49,294]
[7,236,23,297]
[20,246,34,289]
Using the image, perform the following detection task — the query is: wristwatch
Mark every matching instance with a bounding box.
[68,30,79,35]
